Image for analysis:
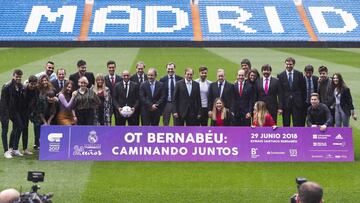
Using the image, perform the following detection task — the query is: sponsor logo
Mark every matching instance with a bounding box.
[313,142,327,147]
[312,134,331,140]
[48,133,63,152]
[335,134,343,140]
[266,151,286,155]
[250,148,259,158]
[73,130,102,156]
[332,142,346,147]
[289,149,298,157]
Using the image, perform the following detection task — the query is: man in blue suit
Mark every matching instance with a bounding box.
[139,68,166,126]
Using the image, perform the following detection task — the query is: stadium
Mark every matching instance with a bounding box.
[0,0,359,202]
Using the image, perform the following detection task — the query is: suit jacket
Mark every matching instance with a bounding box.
[69,72,95,90]
[104,74,122,96]
[231,80,254,117]
[338,87,354,116]
[255,77,283,115]
[208,80,234,111]
[139,80,166,113]
[173,79,201,119]
[159,74,183,102]
[51,79,67,94]
[113,81,139,110]
[277,70,306,109]
[130,74,148,84]
[304,75,319,104]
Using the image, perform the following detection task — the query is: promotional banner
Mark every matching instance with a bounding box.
[40,126,354,162]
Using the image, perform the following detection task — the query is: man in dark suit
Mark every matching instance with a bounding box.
[208,68,234,118]
[69,59,95,89]
[51,68,67,94]
[231,69,254,126]
[173,68,201,126]
[277,57,306,126]
[130,61,147,125]
[159,62,183,126]
[130,61,147,84]
[255,64,283,124]
[104,60,122,125]
[139,68,165,126]
[104,60,122,96]
[113,70,139,126]
[304,65,319,119]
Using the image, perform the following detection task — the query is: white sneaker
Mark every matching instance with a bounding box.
[12,150,23,156]
[4,151,13,159]
[23,149,33,155]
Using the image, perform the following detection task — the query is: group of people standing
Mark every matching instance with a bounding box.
[1,57,357,159]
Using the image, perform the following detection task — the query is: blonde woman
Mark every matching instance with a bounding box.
[72,76,100,125]
[210,98,232,126]
[91,74,112,125]
[252,101,276,128]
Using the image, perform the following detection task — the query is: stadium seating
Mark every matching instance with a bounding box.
[0,0,358,41]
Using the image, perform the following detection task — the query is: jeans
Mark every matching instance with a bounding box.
[335,104,350,127]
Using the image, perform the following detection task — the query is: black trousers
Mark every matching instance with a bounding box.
[1,118,9,153]
[9,112,26,150]
[233,115,251,126]
[76,109,96,125]
[141,110,161,126]
[175,115,198,126]
[198,107,209,126]
[115,111,139,126]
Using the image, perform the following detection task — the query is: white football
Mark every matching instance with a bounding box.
[120,106,133,117]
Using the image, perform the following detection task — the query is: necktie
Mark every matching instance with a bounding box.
[264,78,269,95]
[187,82,192,96]
[111,76,115,87]
[60,81,63,89]
[218,82,223,97]
[288,72,293,88]
[170,76,174,101]
[151,82,155,97]
[307,77,312,103]
[139,75,143,83]
[239,81,243,96]
[124,82,128,98]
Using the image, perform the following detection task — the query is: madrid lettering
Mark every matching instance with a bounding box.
[25,5,358,34]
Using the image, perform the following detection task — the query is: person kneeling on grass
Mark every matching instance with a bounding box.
[306,93,333,132]
[252,101,276,129]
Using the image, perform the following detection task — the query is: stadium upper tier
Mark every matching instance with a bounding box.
[0,0,358,41]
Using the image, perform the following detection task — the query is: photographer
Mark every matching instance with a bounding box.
[0,188,20,203]
[298,181,323,203]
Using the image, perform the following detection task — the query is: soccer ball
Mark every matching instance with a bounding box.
[120,106,133,118]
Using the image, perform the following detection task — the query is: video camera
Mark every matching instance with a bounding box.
[15,171,53,203]
[290,177,307,203]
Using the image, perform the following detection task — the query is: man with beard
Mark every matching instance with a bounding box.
[317,65,334,126]
[69,59,95,89]
[35,61,56,81]
[195,66,211,126]
[2,69,26,157]
[255,64,283,124]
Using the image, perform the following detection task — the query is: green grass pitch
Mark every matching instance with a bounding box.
[0,48,359,202]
